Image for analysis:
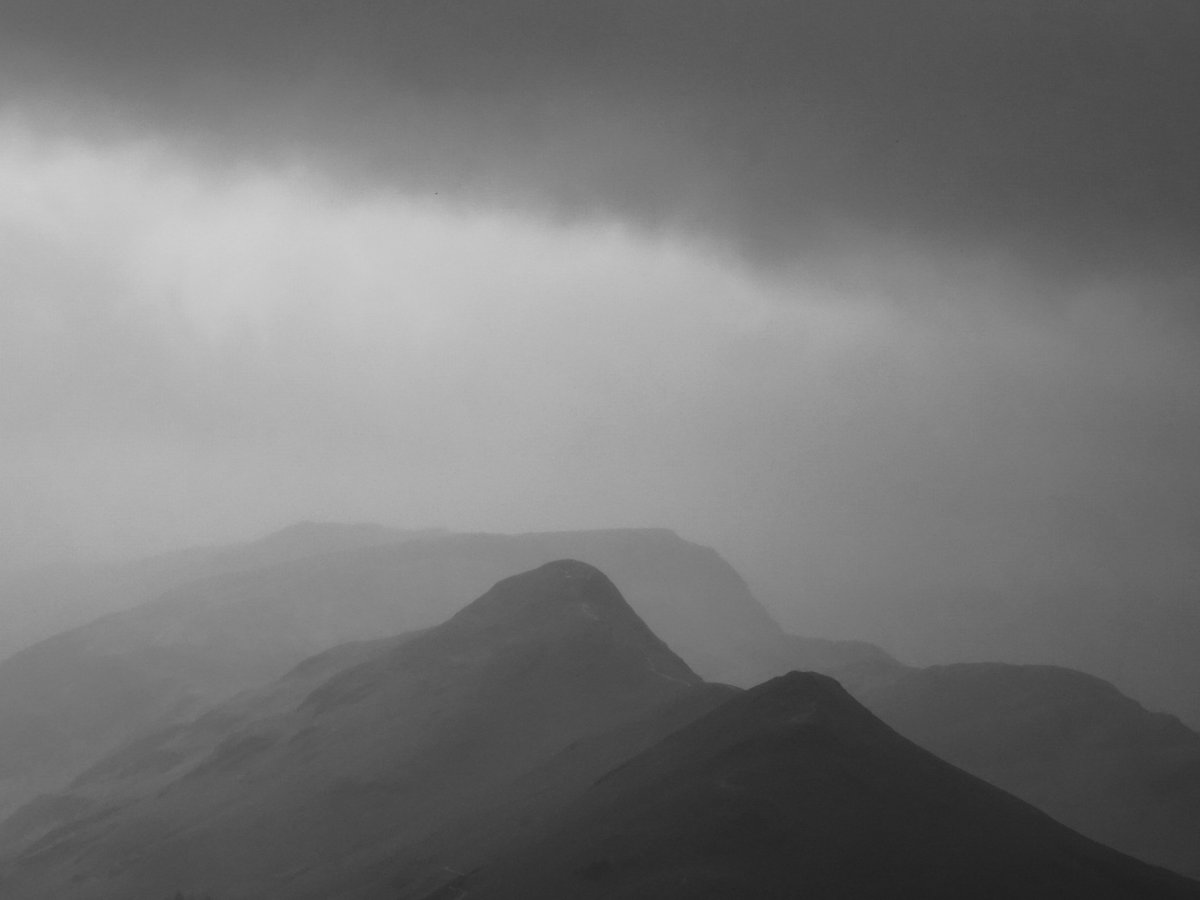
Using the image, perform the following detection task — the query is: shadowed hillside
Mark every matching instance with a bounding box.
[451,671,1200,900]
[861,663,1200,879]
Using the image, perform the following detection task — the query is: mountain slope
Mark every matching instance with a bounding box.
[454,671,1200,900]
[0,561,722,900]
[860,663,1200,879]
[0,521,420,664]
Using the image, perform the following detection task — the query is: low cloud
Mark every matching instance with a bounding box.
[1,4,1198,696]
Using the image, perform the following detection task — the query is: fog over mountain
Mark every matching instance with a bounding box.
[1,4,1199,893]
[1,2,1198,687]
[0,528,1195,888]
[0,522,423,661]
[0,527,886,818]
[2,562,1196,899]
[0,3,1198,719]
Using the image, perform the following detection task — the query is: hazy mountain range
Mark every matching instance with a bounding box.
[0,525,1196,896]
[0,560,1196,899]
[0,527,882,815]
[6,1,1199,895]
[0,523,430,663]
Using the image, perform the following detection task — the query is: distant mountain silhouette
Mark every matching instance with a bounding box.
[838,572,1200,731]
[453,671,1200,900]
[0,521,423,663]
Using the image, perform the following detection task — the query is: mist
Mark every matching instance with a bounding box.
[3,6,1200,895]
[1,0,1199,702]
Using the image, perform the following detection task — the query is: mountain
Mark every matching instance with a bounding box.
[451,671,1200,900]
[806,659,1200,879]
[812,574,1200,732]
[0,527,884,816]
[5,523,1198,888]
[0,561,730,900]
[0,522,421,663]
[860,663,1200,879]
[5,563,1197,900]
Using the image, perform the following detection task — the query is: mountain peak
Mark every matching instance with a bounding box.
[755,670,864,710]
[449,559,641,629]
[432,560,701,691]
[456,671,1200,900]
[652,670,877,758]
[531,558,610,580]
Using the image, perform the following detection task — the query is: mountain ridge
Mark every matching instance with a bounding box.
[2,562,1199,899]
[0,527,889,817]
[0,560,709,899]
[450,670,1200,900]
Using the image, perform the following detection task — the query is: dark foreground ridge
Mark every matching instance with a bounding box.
[861,662,1200,878]
[452,671,1200,900]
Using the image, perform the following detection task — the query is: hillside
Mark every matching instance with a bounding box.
[4,564,1197,899]
[0,522,420,663]
[0,561,724,899]
[861,663,1200,879]
[452,671,1200,900]
[0,527,885,817]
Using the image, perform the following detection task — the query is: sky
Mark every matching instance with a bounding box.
[1,1,1199,662]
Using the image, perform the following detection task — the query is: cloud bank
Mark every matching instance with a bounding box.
[2,0,1198,292]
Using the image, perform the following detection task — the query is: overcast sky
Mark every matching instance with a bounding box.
[1,1,1199,656]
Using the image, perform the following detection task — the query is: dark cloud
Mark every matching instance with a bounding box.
[3,0,1199,289]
